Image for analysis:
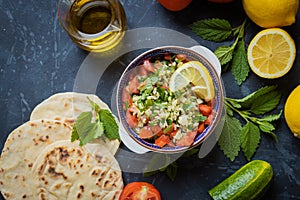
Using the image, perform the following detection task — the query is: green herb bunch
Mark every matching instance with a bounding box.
[71,98,120,146]
[222,86,282,161]
[191,18,249,85]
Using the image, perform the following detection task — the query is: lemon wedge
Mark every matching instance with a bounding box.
[247,28,296,79]
[169,61,215,101]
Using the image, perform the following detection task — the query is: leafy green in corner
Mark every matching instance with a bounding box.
[191,18,249,85]
[71,98,120,146]
[220,85,282,161]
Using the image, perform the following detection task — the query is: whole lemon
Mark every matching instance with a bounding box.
[284,85,300,138]
[242,0,299,28]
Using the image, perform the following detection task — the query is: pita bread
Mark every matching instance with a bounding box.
[0,120,123,199]
[0,120,72,199]
[30,92,120,155]
[32,140,123,200]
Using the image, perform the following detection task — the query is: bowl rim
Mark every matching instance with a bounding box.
[116,45,225,153]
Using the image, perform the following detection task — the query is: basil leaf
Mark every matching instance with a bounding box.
[190,18,233,42]
[231,40,249,85]
[218,114,242,161]
[241,121,261,161]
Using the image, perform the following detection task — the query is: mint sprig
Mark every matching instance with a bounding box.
[71,98,120,146]
[221,85,282,161]
[190,18,249,85]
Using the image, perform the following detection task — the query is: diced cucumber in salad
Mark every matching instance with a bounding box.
[122,53,214,148]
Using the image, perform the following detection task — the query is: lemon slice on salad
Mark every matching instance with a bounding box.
[169,61,215,101]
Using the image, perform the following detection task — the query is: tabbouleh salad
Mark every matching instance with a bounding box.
[122,53,214,148]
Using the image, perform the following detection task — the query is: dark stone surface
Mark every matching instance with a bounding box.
[0,0,300,199]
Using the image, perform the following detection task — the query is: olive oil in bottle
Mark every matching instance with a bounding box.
[62,0,126,52]
[73,3,112,34]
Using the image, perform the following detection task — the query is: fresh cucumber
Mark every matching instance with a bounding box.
[208,160,273,200]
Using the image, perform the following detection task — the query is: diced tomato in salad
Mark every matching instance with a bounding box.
[122,53,214,148]
[126,110,138,128]
[127,76,139,94]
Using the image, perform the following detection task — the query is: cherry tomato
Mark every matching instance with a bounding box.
[157,0,192,11]
[119,182,161,200]
[208,0,235,3]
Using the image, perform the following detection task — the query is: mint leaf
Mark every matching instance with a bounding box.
[226,98,242,109]
[89,120,105,139]
[71,125,79,142]
[236,85,278,108]
[258,121,275,133]
[190,18,232,42]
[74,111,105,145]
[99,109,120,140]
[250,90,281,115]
[241,121,261,161]
[87,97,100,112]
[214,45,234,65]
[258,114,280,141]
[231,40,249,85]
[75,111,93,145]
[225,106,234,116]
[260,110,282,122]
[218,114,242,161]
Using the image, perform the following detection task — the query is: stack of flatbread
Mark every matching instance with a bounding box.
[0,92,123,199]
